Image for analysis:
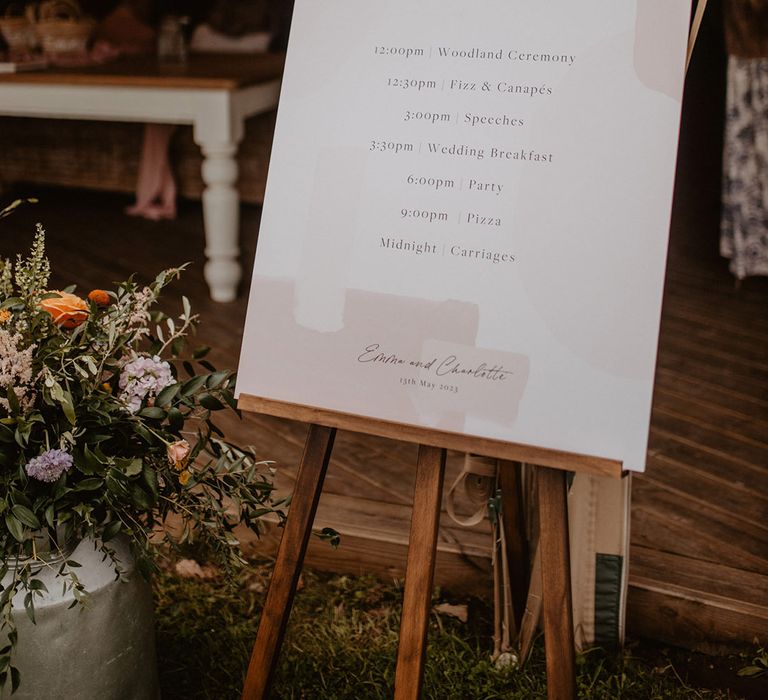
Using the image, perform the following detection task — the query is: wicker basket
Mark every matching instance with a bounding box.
[36,0,94,55]
[0,3,39,52]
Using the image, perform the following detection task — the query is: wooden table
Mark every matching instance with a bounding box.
[0,53,284,301]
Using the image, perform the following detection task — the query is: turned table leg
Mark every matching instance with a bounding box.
[197,138,242,302]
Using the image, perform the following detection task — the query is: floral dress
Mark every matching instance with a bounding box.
[721,0,768,279]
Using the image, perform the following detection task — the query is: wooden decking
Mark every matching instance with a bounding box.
[629,254,768,651]
[625,10,768,650]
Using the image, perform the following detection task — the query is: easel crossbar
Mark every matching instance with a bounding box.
[237,394,623,479]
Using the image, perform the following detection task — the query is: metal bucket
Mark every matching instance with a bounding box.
[1,537,159,700]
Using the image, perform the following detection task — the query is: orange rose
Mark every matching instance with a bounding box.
[88,289,110,306]
[39,291,90,329]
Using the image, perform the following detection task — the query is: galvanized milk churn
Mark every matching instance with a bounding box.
[0,536,159,699]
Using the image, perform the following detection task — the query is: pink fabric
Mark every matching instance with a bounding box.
[45,45,180,221]
[45,41,121,66]
[92,6,178,221]
[125,124,178,221]
[29,6,176,221]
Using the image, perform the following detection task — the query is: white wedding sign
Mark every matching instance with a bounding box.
[236,0,691,472]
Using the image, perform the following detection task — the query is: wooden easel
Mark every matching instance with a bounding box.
[235,4,710,696]
[238,397,621,700]
[234,2,711,694]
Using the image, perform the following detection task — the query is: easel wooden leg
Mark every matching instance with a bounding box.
[537,466,576,700]
[499,460,530,630]
[241,424,336,700]
[394,445,447,700]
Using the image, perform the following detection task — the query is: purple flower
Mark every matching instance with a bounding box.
[118,354,174,414]
[25,448,74,483]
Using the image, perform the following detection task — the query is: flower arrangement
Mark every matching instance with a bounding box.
[0,211,281,692]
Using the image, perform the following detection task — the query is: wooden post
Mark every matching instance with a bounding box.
[499,460,530,629]
[537,466,576,700]
[393,445,447,700]
[241,424,336,700]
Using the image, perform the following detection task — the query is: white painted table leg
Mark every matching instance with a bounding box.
[199,140,241,302]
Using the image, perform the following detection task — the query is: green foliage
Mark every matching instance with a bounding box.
[0,226,282,693]
[13,224,49,297]
[738,647,768,678]
[154,567,737,700]
[0,199,36,222]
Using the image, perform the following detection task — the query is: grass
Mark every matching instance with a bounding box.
[153,562,761,699]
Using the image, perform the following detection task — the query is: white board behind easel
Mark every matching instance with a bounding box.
[237,0,691,473]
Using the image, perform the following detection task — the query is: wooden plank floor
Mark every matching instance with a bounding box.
[626,10,768,649]
[629,250,768,652]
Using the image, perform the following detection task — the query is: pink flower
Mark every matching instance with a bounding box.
[167,439,191,470]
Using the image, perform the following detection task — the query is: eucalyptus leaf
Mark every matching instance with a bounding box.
[0,424,14,443]
[181,375,207,397]
[129,485,153,511]
[143,466,159,499]
[206,370,230,389]
[155,383,180,407]
[11,492,31,509]
[61,390,76,426]
[23,593,35,624]
[4,514,25,543]
[198,360,216,373]
[101,520,122,542]
[125,459,143,477]
[79,445,105,475]
[10,505,39,530]
[10,666,19,694]
[133,423,154,445]
[74,478,104,491]
[0,297,23,310]
[199,393,224,411]
[167,407,184,432]
[737,666,766,677]
[5,387,19,416]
